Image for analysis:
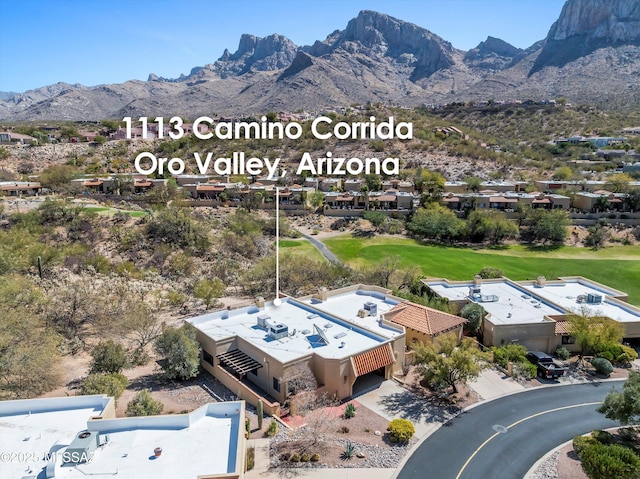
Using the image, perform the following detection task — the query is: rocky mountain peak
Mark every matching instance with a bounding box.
[464,36,523,70]
[212,33,298,77]
[307,10,456,81]
[531,0,640,74]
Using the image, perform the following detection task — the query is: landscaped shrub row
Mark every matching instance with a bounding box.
[573,431,640,479]
[281,452,320,463]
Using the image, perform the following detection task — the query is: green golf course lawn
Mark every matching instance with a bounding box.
[321,235,640,305]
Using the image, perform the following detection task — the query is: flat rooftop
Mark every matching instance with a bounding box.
[426,280,565,325]
[302,289,403,340]
[189,297,389,363]
[0,398,241,479]
[519,280,640,323]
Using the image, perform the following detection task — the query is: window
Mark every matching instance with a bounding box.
[561,335,576,345]
[202,350,214,366]
[272,377,281,393]
[249,368,257,376]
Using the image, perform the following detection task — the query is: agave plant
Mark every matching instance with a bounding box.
[341,441,356,460]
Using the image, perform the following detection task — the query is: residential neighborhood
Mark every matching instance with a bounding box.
[2,1,640,478]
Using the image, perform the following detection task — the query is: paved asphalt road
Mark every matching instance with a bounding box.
[301,233,340,263]
[397,380,625,479]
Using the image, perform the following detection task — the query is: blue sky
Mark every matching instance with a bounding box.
[0,0,565,93]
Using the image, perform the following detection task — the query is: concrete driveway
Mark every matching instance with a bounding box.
[468,368,525,400]
[354,380,456,438]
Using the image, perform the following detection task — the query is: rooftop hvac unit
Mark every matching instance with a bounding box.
[65,430,99,464]
[468,285,481,299]
[257,314,271,328]
[269,323,289,340]
[586,293,602,304]
[363,302,377,316]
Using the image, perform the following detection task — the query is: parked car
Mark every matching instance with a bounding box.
[526,351,568,379]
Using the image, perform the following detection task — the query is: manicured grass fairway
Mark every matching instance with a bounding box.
[323,235,640,305]
[279,239,325,262]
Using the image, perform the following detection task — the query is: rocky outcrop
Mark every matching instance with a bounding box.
[308,10,456,80]
[210,33,298,77]
[464,36,523,70]
[531,0,640,74]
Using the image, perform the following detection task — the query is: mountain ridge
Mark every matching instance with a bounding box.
[2,1,639,120]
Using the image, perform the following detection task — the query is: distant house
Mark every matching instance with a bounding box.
[0,181,42,196]
[0,131,37,145]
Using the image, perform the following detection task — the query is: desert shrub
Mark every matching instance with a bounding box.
[513,361,537,380]
[477,267,504,279]
[290,453,300,462]
[555,346,571,360]
[90,340,128,374]
[280,452,291,461]
[387,418,415,443]
[597,351,614,361]
[616,345,639,366]
[591,357,614,376]
[80,373,128,399]
[300,453,311,462]
[340,426,350,434]
[460,302,484,335]
[591,430,614,445]
[344,403,356,419]
[493,344,528,369]
[126,389,164,416]
[266,420,278,437]
[310,453,320,462]
[573,435,598,456]
[579,442,640,479]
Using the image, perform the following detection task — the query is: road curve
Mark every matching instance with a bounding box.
[396,380,625,479]
[301,233,340,263]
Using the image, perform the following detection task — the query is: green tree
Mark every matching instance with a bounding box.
[93,135,107,145]
[364,174,382,192]
[527,208,570,244]
[597,371,640,425]
[307,190,325,211]
[467,210,518,244]
[80,373,128,399]
[408,205,467,242]
[90,340,128,374]
[126,389,164,416]
[552,166,573,181]
[585,221,609,250]
[193,278,226,309]
[145,207,210,251]
[624,190,640,212]
[362,210,387,231]
[414,168,445,204]
[38,164,79,191]
[605,173,633,193]
[0,146,10,160]
[413,335,489,394]
[568,312,625,360]
[464,176,482,193]
[154,324,200,380]
[460,303,484,335]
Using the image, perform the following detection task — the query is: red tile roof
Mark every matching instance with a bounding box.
[352,344,394,377]
[554,320,572,335]
[385,302,466,336]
